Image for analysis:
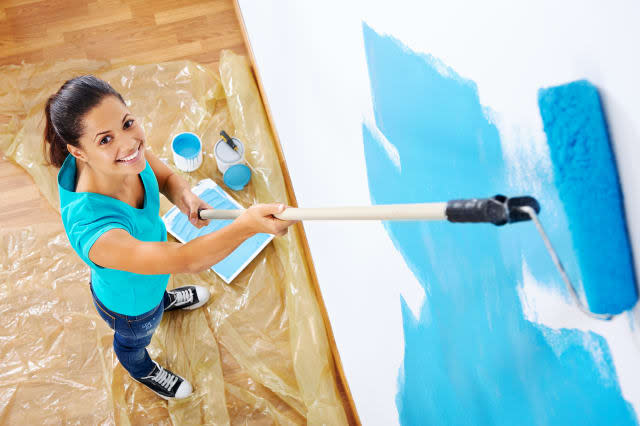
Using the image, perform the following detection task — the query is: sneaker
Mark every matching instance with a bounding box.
[164,285,210,312]
[133,360,193,400]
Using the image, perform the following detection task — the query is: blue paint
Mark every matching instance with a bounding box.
[172,132,201,158]
[361,23,637,425]
[538,80,637,315]
[162,180,272,283]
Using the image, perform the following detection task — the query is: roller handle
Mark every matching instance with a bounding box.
[197,195,540,225]
[198,203,448,221]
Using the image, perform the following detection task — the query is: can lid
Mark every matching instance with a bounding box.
[223,164,251,191]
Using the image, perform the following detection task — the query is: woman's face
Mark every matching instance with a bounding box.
[71,95,146,176]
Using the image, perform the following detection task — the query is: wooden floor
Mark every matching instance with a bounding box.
[0,0,247,229]
[0,0,245,69]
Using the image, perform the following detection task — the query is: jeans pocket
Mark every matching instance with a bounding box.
[128,303,164,339]
[93,301,116,329]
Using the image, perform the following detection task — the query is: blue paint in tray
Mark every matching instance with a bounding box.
[361,22,637,425]
[162,179,273,283]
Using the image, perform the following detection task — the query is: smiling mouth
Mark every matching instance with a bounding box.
[117,143,143,163]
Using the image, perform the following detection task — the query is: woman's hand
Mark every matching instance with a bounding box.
[177,188,212,229]
[237,203,298,237]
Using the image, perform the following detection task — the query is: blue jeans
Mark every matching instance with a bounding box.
[90,282,171,378]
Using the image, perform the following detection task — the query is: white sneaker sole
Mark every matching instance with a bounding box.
[132,377,193,400]
[182,286,210,310]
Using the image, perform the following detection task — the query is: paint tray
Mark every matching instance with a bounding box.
[162,178,273,283]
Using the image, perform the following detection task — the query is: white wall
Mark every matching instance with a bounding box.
[236,1,640,424]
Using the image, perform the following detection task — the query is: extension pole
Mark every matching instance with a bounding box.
[198,195,539,226]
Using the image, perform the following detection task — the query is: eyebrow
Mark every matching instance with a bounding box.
[94,113,130,141]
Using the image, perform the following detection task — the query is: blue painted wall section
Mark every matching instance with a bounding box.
[361,23,637,426]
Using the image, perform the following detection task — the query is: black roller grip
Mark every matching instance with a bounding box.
[445,195,540,226]
[446,195,509,226]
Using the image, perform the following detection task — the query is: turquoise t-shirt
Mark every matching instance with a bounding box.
[57,154,170,316]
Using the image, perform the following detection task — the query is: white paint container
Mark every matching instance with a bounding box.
[214,137,245,174]
[171,132,203,172]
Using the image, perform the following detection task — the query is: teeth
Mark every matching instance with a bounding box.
[119,148,138,161]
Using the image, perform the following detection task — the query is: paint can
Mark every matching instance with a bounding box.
[214,136,245,173]
[214,137,251,190]
[171,132,203,172]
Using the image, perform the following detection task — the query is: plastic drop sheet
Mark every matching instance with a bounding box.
[0,51,349,425]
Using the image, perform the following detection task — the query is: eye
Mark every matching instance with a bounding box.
[124,119,135,129]
[99,135,112,145]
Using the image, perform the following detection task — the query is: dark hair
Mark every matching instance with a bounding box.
[43,75,125,168]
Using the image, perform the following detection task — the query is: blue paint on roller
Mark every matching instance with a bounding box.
[362,22,637,425]
[538,81,637,315]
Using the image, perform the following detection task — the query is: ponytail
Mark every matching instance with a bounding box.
[43,96,69,168]
[42,75,125,168]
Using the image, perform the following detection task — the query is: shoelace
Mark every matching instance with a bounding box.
[173,289,193,306]
[150,364,179,390]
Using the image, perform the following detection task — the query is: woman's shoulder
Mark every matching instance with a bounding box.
[61,193,132,231]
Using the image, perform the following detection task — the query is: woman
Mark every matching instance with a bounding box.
[45,75,296,400]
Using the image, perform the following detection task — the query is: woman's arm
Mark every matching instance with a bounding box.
[145,148,210,227]
[144,148,177,198]
[89,204,296,275]
[89,220,256,274]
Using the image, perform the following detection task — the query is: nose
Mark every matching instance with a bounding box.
[118,139,139,155]
[122,137,140,149]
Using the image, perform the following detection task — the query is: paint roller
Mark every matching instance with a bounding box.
[198,197,598,316]
[537,80,637,318]
[198,80,637,319]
